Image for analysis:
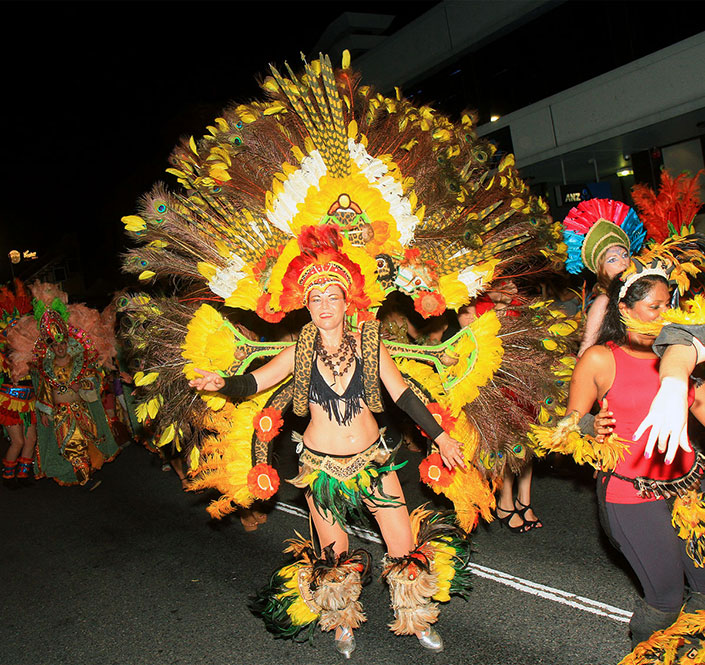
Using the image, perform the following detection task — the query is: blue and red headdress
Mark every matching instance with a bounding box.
[562,199,646,274]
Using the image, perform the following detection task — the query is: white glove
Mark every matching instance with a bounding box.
[633,377,691,464]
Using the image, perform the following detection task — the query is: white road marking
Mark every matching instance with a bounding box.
[275,501,632,623]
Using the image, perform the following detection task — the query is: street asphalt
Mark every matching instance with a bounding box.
[2,439,637,665]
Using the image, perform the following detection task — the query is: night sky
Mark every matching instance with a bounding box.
[1,0,436,298]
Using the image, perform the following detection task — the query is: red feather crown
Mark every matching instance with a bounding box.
[279,225,371,314]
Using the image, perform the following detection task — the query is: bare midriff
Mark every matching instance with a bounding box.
[303,403,380,456]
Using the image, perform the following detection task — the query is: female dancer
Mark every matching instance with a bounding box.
[470,282,543,532]
[566,269,705,647]
[578,244,631,355]
[561,198,646,356]
[191,280,465,657]
[0,281,36,485]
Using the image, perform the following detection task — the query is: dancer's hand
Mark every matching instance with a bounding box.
[633,377,691,464]
[435,432,465,470]
[594,398,615,442]
[189,369,225,392]
[40,413,50,428]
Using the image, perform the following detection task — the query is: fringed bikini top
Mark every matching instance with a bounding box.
[309,356,365,426]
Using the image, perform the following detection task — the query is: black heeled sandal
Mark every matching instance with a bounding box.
[494,506,532,533]
[514,499,542,529]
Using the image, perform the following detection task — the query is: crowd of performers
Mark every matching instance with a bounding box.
[6,51,705,663]
[0,281,131,488]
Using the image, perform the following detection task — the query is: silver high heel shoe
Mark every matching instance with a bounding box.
[335,626,356,659]
[417,626,444,652]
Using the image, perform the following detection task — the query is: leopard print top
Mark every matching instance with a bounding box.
[292,320,383,417]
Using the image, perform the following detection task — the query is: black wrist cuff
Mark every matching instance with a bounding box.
[578,413,595,436]
[219,373,258,398]
[395,387,444,440]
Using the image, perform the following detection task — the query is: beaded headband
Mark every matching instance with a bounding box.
[299,261,352,304]
[618,264,669,301]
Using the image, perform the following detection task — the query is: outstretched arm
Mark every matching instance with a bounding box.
[189,344,295,397]
[378,343,465,470]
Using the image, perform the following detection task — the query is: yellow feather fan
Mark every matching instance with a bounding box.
[396,357,494,532]
[188,384,282,516]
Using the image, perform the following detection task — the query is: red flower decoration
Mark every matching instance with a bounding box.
[254,407,284,442]
[418,402,456,439]
[419,453,454,488]
[414,291,446,318]
[256,293,285,323]
[247,463,280,499]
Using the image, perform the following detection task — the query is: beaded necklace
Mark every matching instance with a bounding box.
[314,331,356,385]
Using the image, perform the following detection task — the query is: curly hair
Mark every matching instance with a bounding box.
[595,273,669,346]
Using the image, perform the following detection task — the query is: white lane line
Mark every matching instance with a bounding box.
[275,501,631,624]
[469,563,631,623]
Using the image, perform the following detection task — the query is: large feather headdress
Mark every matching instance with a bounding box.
[119,52,577,530]
[122,52,563,320]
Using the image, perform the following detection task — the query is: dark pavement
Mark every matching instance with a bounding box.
[2,441,636,665]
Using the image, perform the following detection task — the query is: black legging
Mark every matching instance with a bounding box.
[606,497,705,612]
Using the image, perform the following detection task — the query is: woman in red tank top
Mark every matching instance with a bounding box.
[566,270,705,652]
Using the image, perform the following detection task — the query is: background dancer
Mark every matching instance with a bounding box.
[0,280,36,486]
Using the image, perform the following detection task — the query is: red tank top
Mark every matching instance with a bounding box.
[604,342,695,503]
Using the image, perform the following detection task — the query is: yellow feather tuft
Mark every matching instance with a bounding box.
[622,311,664,337]
[197,262,218,281]
[181,304,236,376]
[529,411,629,470]
[618,609,705,665]
[121,215,147,233]
[188,387,282,513]
[672,490,705,567]
[158,423,176,446]
[664,295,705,326]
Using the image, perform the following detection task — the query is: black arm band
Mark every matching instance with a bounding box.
[219,373,258,398]
[395,387,444,441]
